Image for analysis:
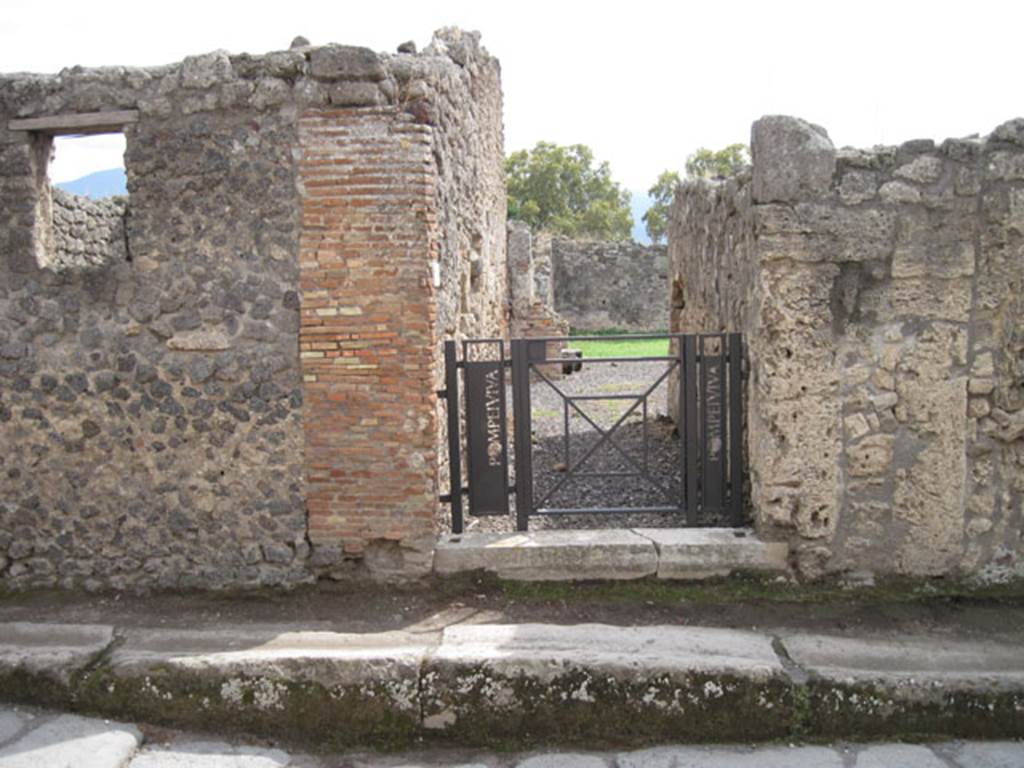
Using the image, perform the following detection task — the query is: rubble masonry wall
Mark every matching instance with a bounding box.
[671,115,1024,581]
[0,28,505,589]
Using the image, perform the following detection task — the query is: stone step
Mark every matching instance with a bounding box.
[433,528,789,580]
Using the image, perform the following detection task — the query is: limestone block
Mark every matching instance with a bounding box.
[870,369,895,390]
[844,413,871,440]
[967,518,994,537]
[954,166,981,196]
[894,155,944,184]
[847,434,894,477]
[180,50,233,89]
[757,204,894,263]
[870,391,898,411]
[434,530,658,581]
[858,277,972,323]
[751,115,836,203]
[633,528,789,579]
[1008,188,1024,236]
[892,377,968,574]
[969,378,995,395]
[986,150,1024,181]
[878,180,921,204]
[166,328,232,351]
[969,398,992,418]
[328,82,383,107]
[991,117,1024,146]
[892,210,975,278]
[309,45,386,81]
[838,170,877,204]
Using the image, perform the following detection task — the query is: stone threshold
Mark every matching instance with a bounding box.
[433,527,790,580]
[1,621,1022,749]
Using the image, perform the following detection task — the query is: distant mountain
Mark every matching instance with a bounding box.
[56,168,126,199]
[630,190,653,245]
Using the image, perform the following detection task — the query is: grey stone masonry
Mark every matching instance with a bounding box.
[0,29,506,590]
[670,115,1024,582]
[49,189,127,271]
[546,236,669,331]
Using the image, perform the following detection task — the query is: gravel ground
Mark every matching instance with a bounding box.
[453,359,738,534]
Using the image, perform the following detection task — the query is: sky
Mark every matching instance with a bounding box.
[3,0,1023,190]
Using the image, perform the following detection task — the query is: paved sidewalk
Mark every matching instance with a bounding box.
[1,619,1023,747]
[0,705,1022,767]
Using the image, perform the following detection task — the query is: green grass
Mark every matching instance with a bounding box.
[572,337,670,359]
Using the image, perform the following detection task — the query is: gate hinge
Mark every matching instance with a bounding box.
[436,388,447,399]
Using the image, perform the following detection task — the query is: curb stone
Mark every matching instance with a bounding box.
[0,622,1020,749]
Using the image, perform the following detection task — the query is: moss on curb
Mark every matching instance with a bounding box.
[71,664,420,751]
[804,679,1024,741]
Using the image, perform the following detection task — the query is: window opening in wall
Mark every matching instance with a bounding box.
[51,133,127,199]
[36,131,130,271]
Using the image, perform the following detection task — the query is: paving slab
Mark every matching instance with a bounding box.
[516,756,609,768]
[0,713,140,768]
[109,627,435,688]
[781,633,1024,688]
[0,710,31,747]
[615,745,844,768]
[434,530,658,581]
[434,623,783,680]
[781,633,1024,738]
[421,623,792,744]
[129,740,290,767]
[853,744,948,768]
[633,528,788,579]
[944,741,1024,768]
[80,627,437,747]
[0,622,114,684]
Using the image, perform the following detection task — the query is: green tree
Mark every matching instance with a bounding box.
[684,143,749,180]
[506,142,633,240]
[642,170,682,245]
[642,145,749,244]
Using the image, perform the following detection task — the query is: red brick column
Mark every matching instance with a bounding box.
[298,108,439,572]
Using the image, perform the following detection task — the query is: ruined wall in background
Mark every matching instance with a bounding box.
[507,221,570,343]
[0,28,505,590]
[50,189,128,271]
[547,237,668,331]
[671,115,1024,582]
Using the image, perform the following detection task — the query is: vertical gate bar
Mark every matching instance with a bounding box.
[444,340,463,535]
[718,334,728,510]
[642,394,648,473]
[511,340,533,531]
[701,335,726,512]
[683,335,699,524]
[698,335,710,511]
[563,398,570,467]
[728,333,744,526]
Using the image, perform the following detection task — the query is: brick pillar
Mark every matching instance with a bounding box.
[298,108,439,575]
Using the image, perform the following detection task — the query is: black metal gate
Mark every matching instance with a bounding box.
[440,333,745,532]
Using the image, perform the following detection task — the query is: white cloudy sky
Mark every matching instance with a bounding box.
[3,0,1022,188]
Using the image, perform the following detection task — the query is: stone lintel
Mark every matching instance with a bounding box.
[8,110,139,135]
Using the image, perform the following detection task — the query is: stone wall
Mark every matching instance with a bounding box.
[50,189,128,271]
[0,28,504,589]
[506,220,570,349]
[547,237,668,331]
[670,115,1024,582]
